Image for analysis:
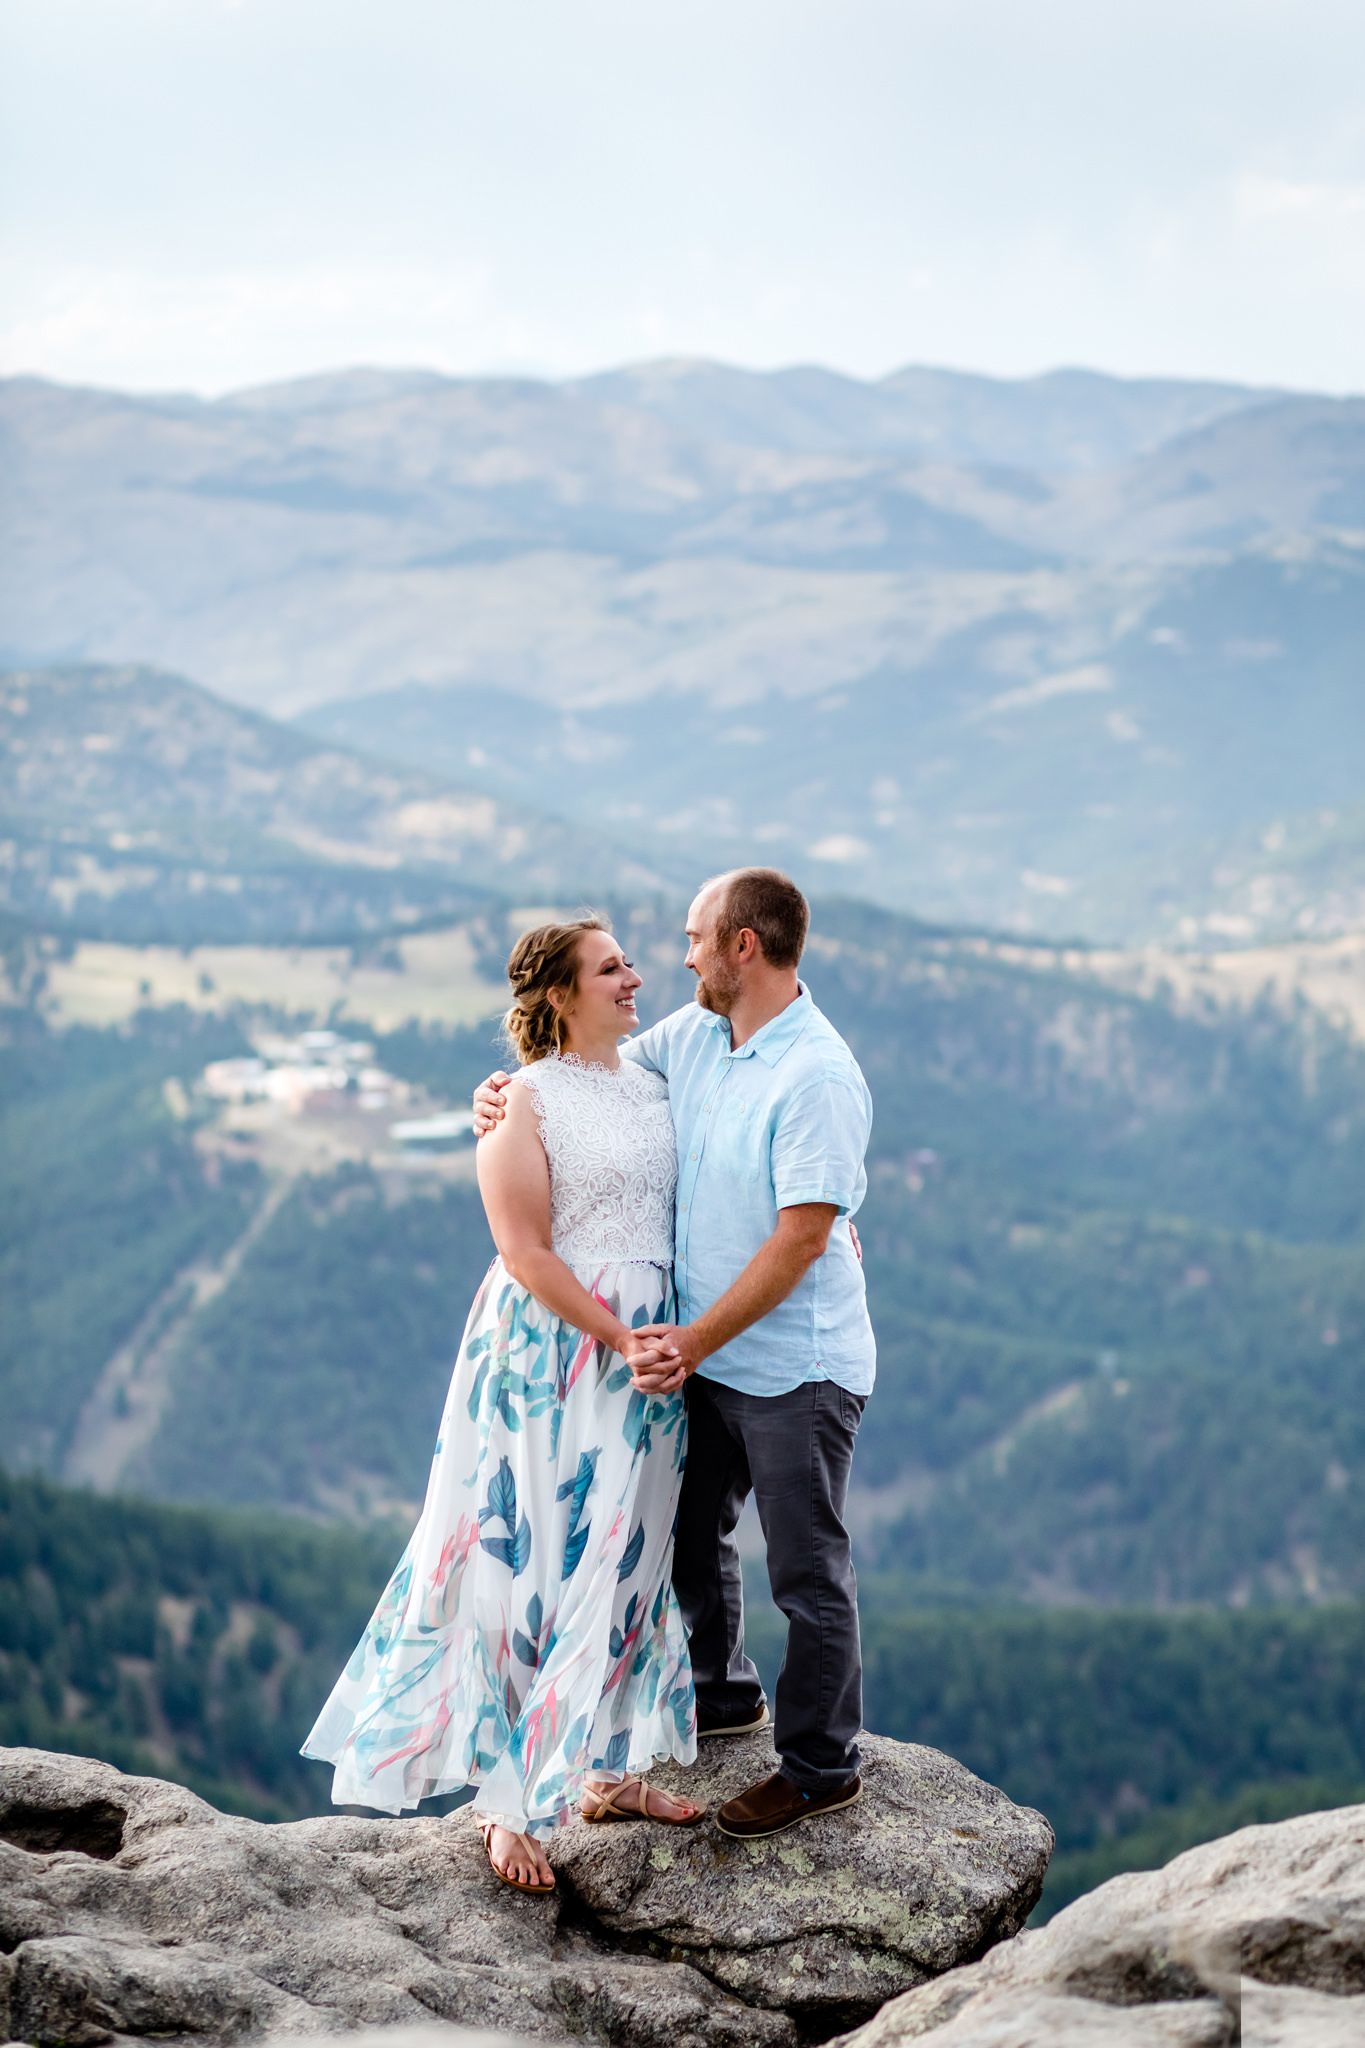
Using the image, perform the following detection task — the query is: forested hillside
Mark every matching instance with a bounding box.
[5,887,1363,1604]
[0,1010,259,1473]
[0,1472,396,1820]
[6,1470,1365,1918]
[136,1166,496,1515]
[754,1597,1365,1917]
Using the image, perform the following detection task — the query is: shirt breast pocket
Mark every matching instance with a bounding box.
[713,1099,767,1183]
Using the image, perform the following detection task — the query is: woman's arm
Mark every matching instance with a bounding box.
[476,1082,678,1366]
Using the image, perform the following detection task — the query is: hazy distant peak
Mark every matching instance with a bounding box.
[570,355,1284,472]
[871,363,1283,471]
[226,367,460,415]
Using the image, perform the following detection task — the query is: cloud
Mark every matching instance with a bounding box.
[1231,175,1365,291]
[0,265,548,394]
[974,666,1114,721]
[1236,175,1365,226]
[809,835,871,864]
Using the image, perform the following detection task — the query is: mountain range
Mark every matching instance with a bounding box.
[0,663,674,945]
[4,359,1363,942]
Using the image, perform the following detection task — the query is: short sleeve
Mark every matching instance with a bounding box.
[509,1065,549,1142]
[770,1072,871,1216]
[622,1012,674,1075]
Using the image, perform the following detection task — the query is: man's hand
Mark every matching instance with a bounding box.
[629,1321,704,1394]
[849,1220,863,1264]
[473,1071,511,1138]
[631,1203,837,1395]
[620,1328,681,1381]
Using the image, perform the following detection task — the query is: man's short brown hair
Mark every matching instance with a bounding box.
[712,868,810,968]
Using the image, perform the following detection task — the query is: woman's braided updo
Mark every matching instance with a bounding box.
[502,915,610,1064]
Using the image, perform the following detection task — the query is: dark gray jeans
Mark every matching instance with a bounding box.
[673,1374,865,1792]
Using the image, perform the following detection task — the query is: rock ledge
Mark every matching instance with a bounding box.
[0,1737,1051,2046]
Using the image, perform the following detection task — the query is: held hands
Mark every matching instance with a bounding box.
[473,1072,511,1138]
[627,1321,706,1395]
[620,1326,686,1395]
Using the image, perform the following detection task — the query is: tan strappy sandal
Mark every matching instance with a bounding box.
[580,1776,707,1827]
[477,1816,556,1893]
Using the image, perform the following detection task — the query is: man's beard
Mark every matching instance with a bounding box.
[694,969,740,1017]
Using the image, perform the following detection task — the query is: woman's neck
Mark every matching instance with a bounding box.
[559,1027,622,1070]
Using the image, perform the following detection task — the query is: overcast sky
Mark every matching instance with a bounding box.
[2,0,1363,395]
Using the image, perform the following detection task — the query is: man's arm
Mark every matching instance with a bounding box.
[630,1202,837,1391]
[631,1066,868,1391]
[470,1008,682,1135]
[621,1015,667,1073]
[472,1052,646,1137]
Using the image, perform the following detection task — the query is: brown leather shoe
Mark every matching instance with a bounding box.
[716,1770,862,1839]
[696,1701,771,1738]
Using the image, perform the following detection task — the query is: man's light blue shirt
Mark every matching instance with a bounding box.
[623,986,876,1399]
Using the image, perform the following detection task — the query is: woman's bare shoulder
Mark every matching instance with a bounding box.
[480,1070,544,1149]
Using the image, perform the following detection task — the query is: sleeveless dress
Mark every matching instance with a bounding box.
[302,1052,695,1833]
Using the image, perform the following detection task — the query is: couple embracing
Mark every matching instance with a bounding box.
[305,868,875,1893]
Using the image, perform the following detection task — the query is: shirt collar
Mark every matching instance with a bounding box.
[715,983,813,1066]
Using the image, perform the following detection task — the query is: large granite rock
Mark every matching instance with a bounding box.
[834,1801,1365,2046]
[0,1739,1051,2047]
[0,1750,773,2048]
[548,1730,1052,2031]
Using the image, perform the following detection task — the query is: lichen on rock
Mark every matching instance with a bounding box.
[548,1730,1053,2031]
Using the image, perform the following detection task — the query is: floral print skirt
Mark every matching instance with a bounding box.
[302,1257,695,1832]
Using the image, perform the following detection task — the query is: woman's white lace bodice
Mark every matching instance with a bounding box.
[516,1053,676,1273]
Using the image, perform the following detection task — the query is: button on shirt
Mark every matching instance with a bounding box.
[624,985,876,1399]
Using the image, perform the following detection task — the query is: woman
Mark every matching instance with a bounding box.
[303,917,701,1893]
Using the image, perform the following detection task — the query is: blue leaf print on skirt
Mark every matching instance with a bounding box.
[617,1521,645,1582]
[479,1455,518,1534]
[512,1589,545,1670]
[302,1257,694,1834]
[609,1591,640,1662]
[481,1511,532,1577]
[557,1447,600,1579]
[602,1728,630,1776]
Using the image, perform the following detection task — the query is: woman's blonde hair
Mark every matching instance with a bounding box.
[502,915,610,1063]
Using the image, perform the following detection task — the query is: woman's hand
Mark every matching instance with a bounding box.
[620,1328,680,1369]
[620,1328,685,1393]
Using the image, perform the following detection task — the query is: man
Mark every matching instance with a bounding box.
[474,868,875,1838]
